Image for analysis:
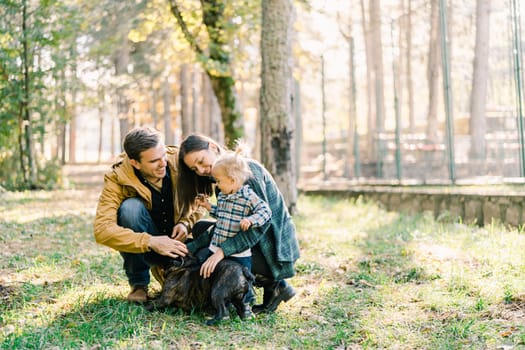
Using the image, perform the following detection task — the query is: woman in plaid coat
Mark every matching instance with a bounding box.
[177,134,300,314]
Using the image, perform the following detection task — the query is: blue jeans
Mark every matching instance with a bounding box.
[117,198,159,287]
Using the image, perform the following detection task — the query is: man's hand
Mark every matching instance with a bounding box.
[148,235,188,258]
[172,222,189,241]
[200,249,224,278]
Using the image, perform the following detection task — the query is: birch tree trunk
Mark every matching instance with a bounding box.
[260,0,297,214]
[469,0,491,159]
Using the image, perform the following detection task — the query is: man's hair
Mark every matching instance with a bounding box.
[123,126,162,161]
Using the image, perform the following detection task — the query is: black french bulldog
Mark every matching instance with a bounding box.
[146,254,255,326]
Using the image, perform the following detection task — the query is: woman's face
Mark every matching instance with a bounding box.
[183,147,218,177]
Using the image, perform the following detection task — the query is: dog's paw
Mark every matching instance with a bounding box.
[240,307,254,320]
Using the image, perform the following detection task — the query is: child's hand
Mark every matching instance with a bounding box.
[240,218,252,231]
[200,249,224,278]
[195,194,211,210]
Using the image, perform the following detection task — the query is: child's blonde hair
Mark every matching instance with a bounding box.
[213,142,252,184]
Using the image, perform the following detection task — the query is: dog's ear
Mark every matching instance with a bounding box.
[181,254,201,268]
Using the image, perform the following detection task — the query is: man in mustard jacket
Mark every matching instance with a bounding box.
[94,126,202,302]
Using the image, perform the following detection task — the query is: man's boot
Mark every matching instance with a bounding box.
[252,277,296,314]
[127,285,148,303]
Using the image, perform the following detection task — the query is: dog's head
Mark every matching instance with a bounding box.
[159,253,204,309]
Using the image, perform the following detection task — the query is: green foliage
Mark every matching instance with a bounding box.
[0,0,81,190]
[168,0,261,145]
[0,151,63,190]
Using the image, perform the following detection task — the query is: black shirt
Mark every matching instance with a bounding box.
[134,169,175,236]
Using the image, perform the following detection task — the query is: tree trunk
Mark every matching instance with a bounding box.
[201,72,211,136]
[426,0,441,143]
[340,4,356,179]
[348,36,358,179]
[21,0,36,188]
[370,0,385,136]
[192,67,200,132]
[68,93,77,163]
[469,0,491,159]
[115,34,131,148]
[180,63,191,138]
[151,80,159,129]
[260,0,296,214]
[370,0,386,177]
[405,0,415,131]
[58,65,67,165]
[168,0,244,147]
[207,75,243,147]
[360,0,376,161]
[200,72,224,142]
[97,87,105,164]
[163,75,174,145]
[68,45,77,163]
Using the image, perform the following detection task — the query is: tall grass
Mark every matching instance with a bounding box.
[1,189,525,349]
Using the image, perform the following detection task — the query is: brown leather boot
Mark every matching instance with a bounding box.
[127,285,148,303]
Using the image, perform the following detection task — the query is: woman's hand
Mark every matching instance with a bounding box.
[200,248,224,278]
[172,222,189,241]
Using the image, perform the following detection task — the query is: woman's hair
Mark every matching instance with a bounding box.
[213,146,252,184]
[123,126,162,161]
[177,133,224,216]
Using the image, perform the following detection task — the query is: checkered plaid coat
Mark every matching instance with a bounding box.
[188,159,300,280]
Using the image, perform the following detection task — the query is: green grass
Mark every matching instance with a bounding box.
[1,189,525,349]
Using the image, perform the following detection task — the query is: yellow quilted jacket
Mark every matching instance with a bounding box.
[93,145,203,253]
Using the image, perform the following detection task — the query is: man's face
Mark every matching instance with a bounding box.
[130,143,167,182]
